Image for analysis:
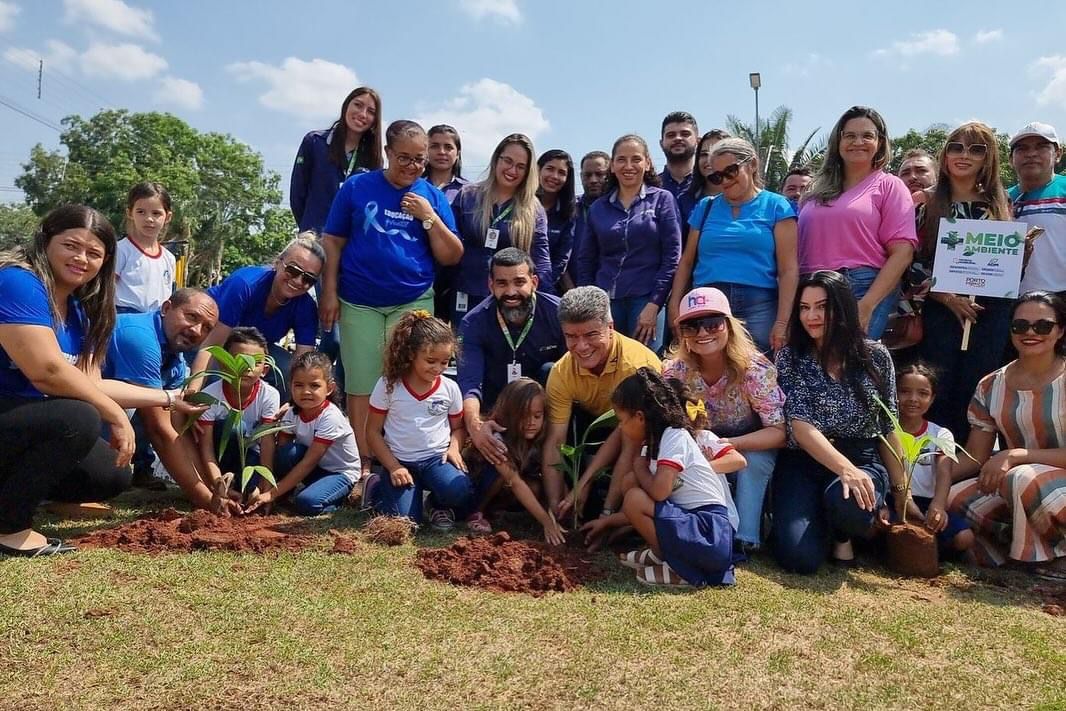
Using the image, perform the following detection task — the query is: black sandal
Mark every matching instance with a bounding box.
[0,538,77,558]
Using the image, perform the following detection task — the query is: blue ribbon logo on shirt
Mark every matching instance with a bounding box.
[364,202,417,243]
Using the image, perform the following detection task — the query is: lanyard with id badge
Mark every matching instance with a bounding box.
[456,202,516,314]
[338,149,360,188]
[497,295,535,383]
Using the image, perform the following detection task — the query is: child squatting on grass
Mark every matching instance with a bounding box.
[363,310,477,531]
[244,351,361,515]
[592,367,747,587]
[466,377,566,545]
[886,363,974,554]
[195,327,281,503]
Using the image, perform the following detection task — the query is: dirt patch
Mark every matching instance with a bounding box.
[74,508,322,554]
[329,529,361,554]
[363,516,416,546]
[886,522,939,578]
[415,531,604,596]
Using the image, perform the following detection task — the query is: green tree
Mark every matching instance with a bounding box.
[726,105,825,191]
[0,203,38,251]
[15,110,283,285]
[889,124,1018,187]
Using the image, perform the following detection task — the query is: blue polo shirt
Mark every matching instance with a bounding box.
[0,267,85,399]
[103,310,187,389]
[456,292,565,408]
[207,266,318,345]
[659,169,693,204]
[451,184,551,300]
[324,170,457,307]
[574,185,682,306]
[544,200,575,294]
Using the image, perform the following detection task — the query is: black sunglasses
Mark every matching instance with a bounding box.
[945,141,988,157]
[707,156,752,185]
[1010,318,1059,336]
[679,314,727,335]
[282,262,319,288]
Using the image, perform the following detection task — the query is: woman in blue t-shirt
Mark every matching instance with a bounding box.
[0,205,135,557]
[192,235,324,393]
[320,119,463,472]
[668,138,798,353]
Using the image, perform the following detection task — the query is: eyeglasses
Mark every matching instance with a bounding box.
[282,262,319,288]
[679,314,727,335]
[707,157,752,185]
[945,142,988,157]
[391,153,428,168]
[1010,318,1059,335]
[841,131,879,144]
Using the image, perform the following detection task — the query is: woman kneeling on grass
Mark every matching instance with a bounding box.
[466,377,566,544]
[604,367,746,587]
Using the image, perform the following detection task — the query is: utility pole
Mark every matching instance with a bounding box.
[37,60,42,100]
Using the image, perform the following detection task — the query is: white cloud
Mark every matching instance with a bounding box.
[227,57,358,120]
[154,76,203,110]
[458,0,521,24]
[3,40,78,72]
[0,1,19,32]
[63,0,157,41]
[973,29,1003,44]
[414,78,549,170]
[873,29,959,59]
[782,52,832,77]
[81,41,167,80]
[1032,55,1066,110]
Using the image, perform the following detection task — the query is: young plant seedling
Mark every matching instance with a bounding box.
[183,345,290,504]
[556,409,617,529]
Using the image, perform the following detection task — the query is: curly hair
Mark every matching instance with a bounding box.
[611,367,692,459]
[381,310,456,392]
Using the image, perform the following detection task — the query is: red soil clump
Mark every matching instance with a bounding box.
[74,508,321,554]
[415,531,603,596]
[886,522,939,578]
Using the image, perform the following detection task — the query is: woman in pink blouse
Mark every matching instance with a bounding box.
[949,291,1066,579]
[798,106,917,339]
[663,287,785,551]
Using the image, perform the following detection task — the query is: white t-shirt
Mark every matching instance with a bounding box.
[198,378,281,453]
[368,376,463,462]
[114,237,176,312]
[280,401,361,483]
[907,420,954,499]
[646,427,739,529]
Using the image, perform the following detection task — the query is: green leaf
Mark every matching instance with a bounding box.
[249,423,291,442]
[206,345,239,374]
[252,465,277,488]
[218,408,242,464]
[928,434,959,462]
[559,444,576,457]
[240,465,254,493]
[183,391,220,407]
[235,352,257,375]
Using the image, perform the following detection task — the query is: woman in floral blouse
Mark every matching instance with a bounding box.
[663,287,785,551]
[772,270,904,573]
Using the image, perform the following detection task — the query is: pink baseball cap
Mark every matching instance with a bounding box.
[675,287,732,324]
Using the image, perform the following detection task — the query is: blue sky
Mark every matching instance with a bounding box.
[2,0,1065,205]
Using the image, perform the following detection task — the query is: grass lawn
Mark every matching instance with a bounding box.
[1,490,1063,711]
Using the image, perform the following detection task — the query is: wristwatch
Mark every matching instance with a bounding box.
[422,216,435,230]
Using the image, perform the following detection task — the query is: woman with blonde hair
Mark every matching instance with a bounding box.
[662,287,786,551]
[450,133,550,320]
[916,121,1013,437]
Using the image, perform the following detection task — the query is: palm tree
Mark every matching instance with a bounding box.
[726,106,825,191]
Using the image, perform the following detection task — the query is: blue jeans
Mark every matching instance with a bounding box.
[274,443,354,516]
[836,267,899,340]
[706,283,777,354]
[729,448,777,546]
[371,454,474,523]
[610,296,665,354]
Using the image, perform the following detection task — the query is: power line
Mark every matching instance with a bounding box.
[0,44,115,114]
[0,94,61,131]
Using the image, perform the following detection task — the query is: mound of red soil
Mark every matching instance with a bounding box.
[415,531,603,596]
[886,522,939,578]
[74,508,321,554]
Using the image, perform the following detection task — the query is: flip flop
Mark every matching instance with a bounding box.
[635,562,691,589]
[0,539,77,558]
[619,548,663,570]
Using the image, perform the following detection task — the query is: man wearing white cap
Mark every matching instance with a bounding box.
[1009,122,1066,294]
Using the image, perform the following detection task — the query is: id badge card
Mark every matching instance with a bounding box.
[485,228,500,249]
[455,291,469,313]
[507,362,522,383]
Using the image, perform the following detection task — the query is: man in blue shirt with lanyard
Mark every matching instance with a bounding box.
[103,288,239,514]
[458,248,565,465]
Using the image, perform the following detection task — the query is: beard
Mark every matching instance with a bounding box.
[499,295,534,325]
[666,144,696,164]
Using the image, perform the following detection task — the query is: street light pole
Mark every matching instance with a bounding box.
[749,72,761,158]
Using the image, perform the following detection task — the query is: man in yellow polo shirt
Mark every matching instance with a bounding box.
[542,286,660,540]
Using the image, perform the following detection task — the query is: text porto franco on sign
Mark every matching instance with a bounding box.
[930,217,1028,299]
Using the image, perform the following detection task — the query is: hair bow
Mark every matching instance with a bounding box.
[411,309,432,319]
[686,399,706,421]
